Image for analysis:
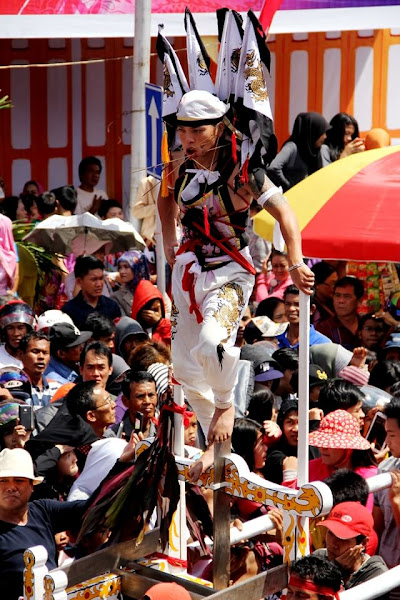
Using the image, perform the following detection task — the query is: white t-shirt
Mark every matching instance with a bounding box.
[0,344,23,369]
[75,187,108,215]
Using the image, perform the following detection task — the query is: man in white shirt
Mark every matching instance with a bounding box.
[75,156,108,215]
[0,301,36,369]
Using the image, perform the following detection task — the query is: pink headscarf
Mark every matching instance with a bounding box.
[0,215,17,282]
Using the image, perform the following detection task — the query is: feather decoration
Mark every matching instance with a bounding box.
[77,386,180,549]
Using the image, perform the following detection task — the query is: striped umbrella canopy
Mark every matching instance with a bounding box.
[253,145,400,262]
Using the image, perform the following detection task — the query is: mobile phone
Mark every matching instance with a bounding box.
[366,411,387,451]
[134,412,143,434]
[18,405,34,431]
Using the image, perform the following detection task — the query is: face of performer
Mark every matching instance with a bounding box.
[177,123,223,164]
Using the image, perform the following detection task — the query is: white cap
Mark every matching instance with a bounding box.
[37,310,74,332]
[176,90,229,125]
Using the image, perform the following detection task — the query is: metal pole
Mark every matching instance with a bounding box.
[297,292,310,487]
[128,0,151,223]
[155,206,166,297]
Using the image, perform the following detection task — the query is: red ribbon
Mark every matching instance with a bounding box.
[148,552,188,569]
[162,402,194,427]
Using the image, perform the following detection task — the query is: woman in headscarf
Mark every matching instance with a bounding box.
[267,112,330,191]
[112,250,151,316]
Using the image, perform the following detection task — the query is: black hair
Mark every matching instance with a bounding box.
[51,185,77,213]
[272,347,299,371]
[84,313,115,340]
[98,199,122,219]
[129,340,171,370]
[0,196,19,221]
[325,112,360,161]
[284,284,299,299]
[66,381,97,419]
[80,341,112,368]
[290,555,342,595]
[324,468,369,506]
[121,370,156,399]
[277,398,298,430]
[359,311,386,330]
[247,389,274,423]
[20,192,36,216]
[350,448,377,469]
[231,418,263,473]
[284,284,315,305]
[78,156,102,181]
[369,360,400,391]
[270,249,288,260]
[311,261,337,285]
[35,192,57,217]
[384,397,400,428]
[334,276,364,300]
[19,330,49,354]
[255,297,285,320]
[74,255,104,278]
[318,380,365,415]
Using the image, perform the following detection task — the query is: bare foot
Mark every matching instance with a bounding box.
[207,404,235,444]
[188,444,214,481]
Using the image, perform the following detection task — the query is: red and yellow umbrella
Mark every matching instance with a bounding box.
[253,145,400,262]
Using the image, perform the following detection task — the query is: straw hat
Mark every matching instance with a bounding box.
[309,410,370,450]
[0,448,43,485]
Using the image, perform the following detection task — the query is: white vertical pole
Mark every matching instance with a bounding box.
[128,0,151,221]
[170,383,187,564]
[297,291,310,487]
[297,291,311,557]
[155,205,166,297]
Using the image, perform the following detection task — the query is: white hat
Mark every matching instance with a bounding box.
[0,448,43,485]
[176,90,229,125]
[37,310,74,332]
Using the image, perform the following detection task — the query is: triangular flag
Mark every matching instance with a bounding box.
[215,9,244,104]
[157,24,189,119]
[234,11,277,164]
[185,8,216,94]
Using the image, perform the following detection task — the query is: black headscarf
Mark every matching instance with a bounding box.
[290,112,330,173]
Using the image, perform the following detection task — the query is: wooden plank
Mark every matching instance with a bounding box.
[116,566,213,599]
[53,528,160,586]
[209,565,288,600]
[212,440,231,590]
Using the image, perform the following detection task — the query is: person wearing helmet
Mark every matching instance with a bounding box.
[0,301,35,370]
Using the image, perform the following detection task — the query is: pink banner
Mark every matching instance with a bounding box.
[2,0,399,14]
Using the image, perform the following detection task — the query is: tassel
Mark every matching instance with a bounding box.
[161,128,170,198]
[239,156,249,185]
[231,116,238,163]
[203,204,210,237]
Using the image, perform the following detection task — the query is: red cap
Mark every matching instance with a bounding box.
[317,502,373,539]
[144,583,192,600]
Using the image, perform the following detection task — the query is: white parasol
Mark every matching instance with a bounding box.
[23,212,145,255]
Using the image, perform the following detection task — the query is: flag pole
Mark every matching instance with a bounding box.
[128,0,151,225]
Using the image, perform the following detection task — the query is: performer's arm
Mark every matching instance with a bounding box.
[158,191,179,267]
[247,171,314,295]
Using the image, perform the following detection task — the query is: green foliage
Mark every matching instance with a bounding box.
[13,221,64,307]
[0,95,12,110]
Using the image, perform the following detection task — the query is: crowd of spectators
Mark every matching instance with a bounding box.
[0,114,397,600]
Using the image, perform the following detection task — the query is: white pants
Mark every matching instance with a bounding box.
[171,248,254,437]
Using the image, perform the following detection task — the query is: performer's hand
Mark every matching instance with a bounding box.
[290,263,314,295]
[164,242,177,268]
